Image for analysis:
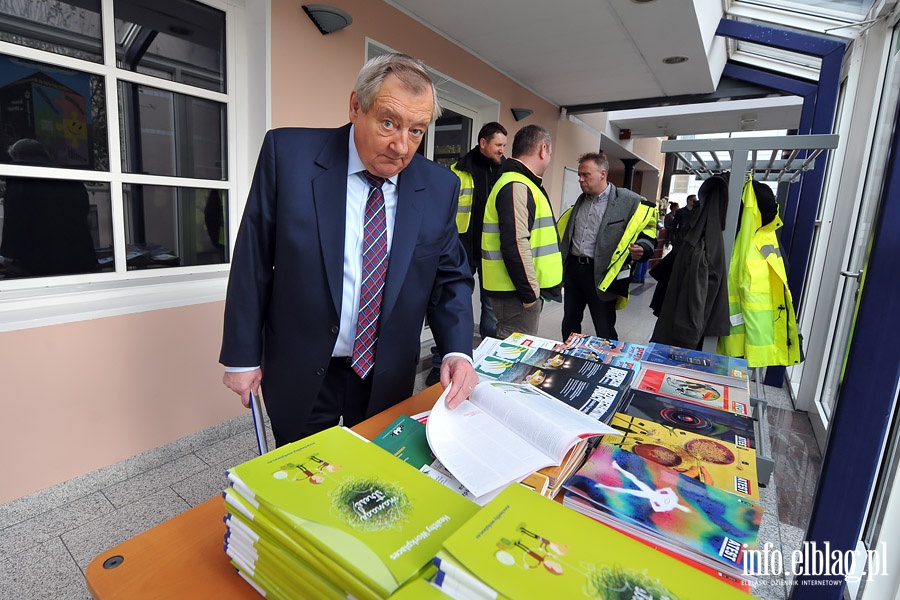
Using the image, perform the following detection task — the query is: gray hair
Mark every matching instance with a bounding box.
[354,53,442,123]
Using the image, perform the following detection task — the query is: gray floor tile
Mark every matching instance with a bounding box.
[0,492,114,563]
[101,454,209,509]
[763,383,794,411]
[0,536,90,600]
[61,488,190,570]
[194,428,259,467]
[0,462,129,530]
[172,449,260,507]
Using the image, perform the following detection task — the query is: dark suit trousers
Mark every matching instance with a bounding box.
[269,357,372,447]
[562,256,618,342]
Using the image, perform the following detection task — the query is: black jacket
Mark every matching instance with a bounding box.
[650,174,731,348]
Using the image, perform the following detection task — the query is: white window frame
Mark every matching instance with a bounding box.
[0,0,267,332]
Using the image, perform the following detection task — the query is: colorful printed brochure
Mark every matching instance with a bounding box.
[634,368,751,416]
[563,443,762,581]
[605,413,759,500]
[623,389,756,449]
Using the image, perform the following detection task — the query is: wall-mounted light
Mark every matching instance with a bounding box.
[302,4,353,35]
[662,56,689,65]
[511,108,534,122]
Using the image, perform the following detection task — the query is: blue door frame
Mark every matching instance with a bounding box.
[715,20,845,387]
[717,19,900,599]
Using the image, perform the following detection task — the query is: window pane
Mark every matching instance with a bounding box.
[122,183,228,269]
[0,0,103,63]
[114,0,226,93]
[0,176,112,278]
[118,81,226,179]
[433,109,472,168]
[0,53,109,170]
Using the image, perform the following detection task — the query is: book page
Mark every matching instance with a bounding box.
[426,382,618,498]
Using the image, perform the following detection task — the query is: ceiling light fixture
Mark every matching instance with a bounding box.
[302,4,353,35]
[662,56,689,65]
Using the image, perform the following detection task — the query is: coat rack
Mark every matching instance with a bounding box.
[659,134,840,486]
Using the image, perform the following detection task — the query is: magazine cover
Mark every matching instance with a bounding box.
[226,426,479,598]
[642,343,750,386]
[605,413,759,500]
[623,389,756,449]
[441,483,753,599]
[496,358,632,423]
[635,368,750,416]
[563,444,762,574]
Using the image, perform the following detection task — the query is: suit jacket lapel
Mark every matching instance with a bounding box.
[381,160,424,322]
[312,124,351,317]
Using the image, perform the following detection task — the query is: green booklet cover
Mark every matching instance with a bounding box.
[226,426,478,598]
[442,483,753,599]
[371,415,434,469]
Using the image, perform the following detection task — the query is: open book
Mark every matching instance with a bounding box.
[426,381,619,498]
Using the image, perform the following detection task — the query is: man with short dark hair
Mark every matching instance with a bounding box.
[220,53,478,446]
[557,152,657,341]
[481,124,562,338]
[426,122,507,385]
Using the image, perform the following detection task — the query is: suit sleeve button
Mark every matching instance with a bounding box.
[330,325,339,335]
[315,367,325,376]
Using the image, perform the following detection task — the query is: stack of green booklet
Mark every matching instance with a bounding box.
[433,483,754,599]
[222,426,479,599]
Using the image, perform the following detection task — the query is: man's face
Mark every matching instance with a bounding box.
[578,160,607,197]
[479,133,507,165]
[349,73,433,178]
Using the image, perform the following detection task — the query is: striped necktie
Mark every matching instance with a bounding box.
[351,171,388,378]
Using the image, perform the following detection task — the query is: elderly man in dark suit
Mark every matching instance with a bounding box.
[558,152,657,342]
[219,54,478,446]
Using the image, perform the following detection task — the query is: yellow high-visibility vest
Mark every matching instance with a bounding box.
[450,164,474,234]
[481,171,562,291]
[718,178,801,367]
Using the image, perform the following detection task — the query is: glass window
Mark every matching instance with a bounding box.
[114,0,226,93]
[0,175,112,278]
[118,81,226,179]
[0,0,103,63]
[0,53,109,171]
[0,0,231,292]
[122,184,227,269]
[432,109,473,169]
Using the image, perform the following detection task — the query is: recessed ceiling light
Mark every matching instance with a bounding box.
[631,0,658,3]
[662,56,689,65]
[740,116,758,124]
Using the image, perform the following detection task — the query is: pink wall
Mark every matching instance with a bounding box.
[269,0,572,202]
[0,303,243,503]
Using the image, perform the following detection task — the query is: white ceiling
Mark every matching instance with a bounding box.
[387,0,803,139]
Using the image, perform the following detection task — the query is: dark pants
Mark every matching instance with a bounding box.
[561,256,618,342]
[270,356,372,447]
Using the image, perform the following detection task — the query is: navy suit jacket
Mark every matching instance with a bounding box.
[220,124,474,430]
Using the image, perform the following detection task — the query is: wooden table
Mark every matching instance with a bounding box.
[85,384,443,599]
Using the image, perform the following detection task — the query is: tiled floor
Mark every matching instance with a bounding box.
[0,280,822,599]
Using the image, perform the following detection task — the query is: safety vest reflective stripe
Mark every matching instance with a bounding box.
[450,164,474,234]
[481,171,563,292]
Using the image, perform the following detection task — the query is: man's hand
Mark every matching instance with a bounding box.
[223,369,262,409]
[629,243,645,261]
[440,356,479,409]
[523,299,538,309]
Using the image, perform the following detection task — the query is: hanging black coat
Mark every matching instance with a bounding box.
[650,174,731,349]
